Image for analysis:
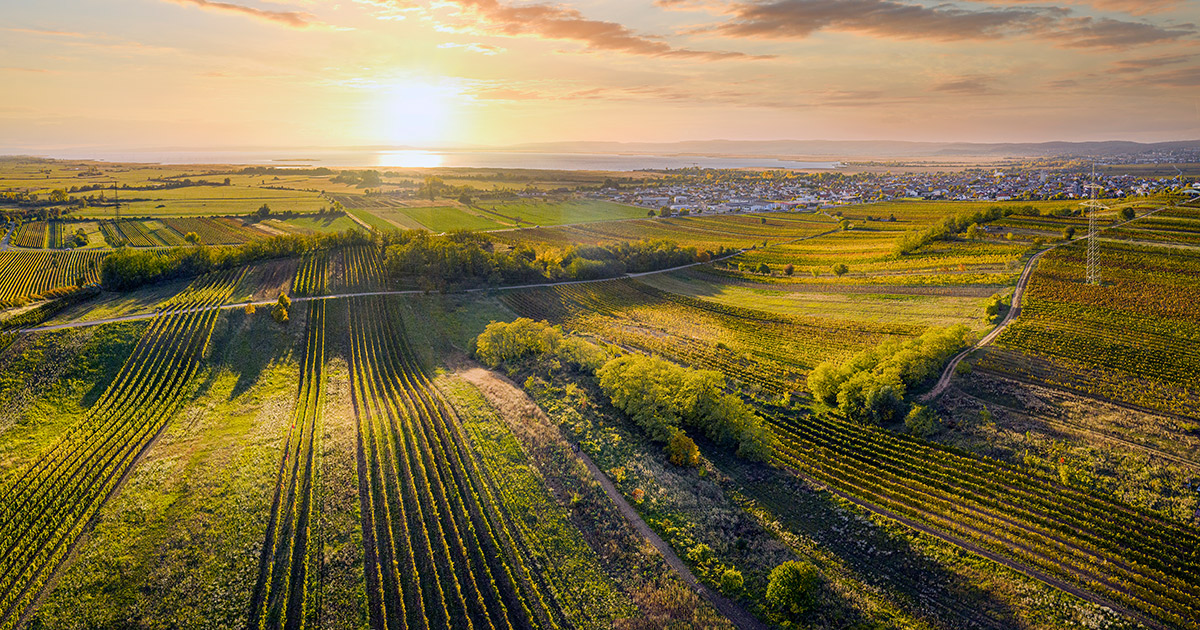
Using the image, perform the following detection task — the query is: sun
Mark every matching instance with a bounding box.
[376,80,460,147]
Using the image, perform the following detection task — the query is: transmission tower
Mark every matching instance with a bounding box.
[1080,166,1105,286]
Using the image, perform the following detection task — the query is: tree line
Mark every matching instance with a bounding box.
[474,318,774,464]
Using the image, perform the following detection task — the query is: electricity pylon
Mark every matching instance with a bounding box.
[1080,167,1105,286]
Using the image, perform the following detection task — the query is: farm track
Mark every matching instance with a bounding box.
[0,268,243,630]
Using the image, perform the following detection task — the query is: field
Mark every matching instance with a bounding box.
[0,161,1198,630]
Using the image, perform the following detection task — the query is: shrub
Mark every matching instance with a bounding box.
[720,568,744,595]
[766,561,820,622]
[245,302,256,315]
[905,405,938,436]
[784,263,794,276]
[271,303,289,323]
[832,263,849,277]
[665,430,700,467]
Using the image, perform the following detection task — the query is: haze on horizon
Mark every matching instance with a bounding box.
[2,0,1199,153]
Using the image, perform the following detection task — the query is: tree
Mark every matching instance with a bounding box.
[905,405,937,436]
[1062,226,1076,240]
[784,263,795,276]
[223,177,231,186]
[839,219,851,231]
[832,263,849,277]
[646,210,656,217]
[1006,232,1015,241]
[666,430,700,467]
[271,302,289,323]
[245,302,256,315]
[759,217,766,224]
[659,206,672,217]
[1120,207,1135,221]
[257,203,271,219]
[278,293,291,308]
[766,561,820,623]
[720,568,744,595]
[966,223,982,240]
[756,262,771,275]
[184,231,201,245]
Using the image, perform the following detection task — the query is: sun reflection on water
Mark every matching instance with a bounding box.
[376,150,443,168]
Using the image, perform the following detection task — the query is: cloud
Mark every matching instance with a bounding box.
[707,0,1193,48]
[437,41,505,55]
[1052,17,1194,48]
[1110,54,1193,73]
[0,67,58,74]
[164,0,320,28]
[709,0,1057,41]
[428,0,770,60]
[933,76,996,95]
[961,0,1186,18]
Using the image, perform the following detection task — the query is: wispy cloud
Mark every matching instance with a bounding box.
[1110,53,1194,72]
[3,27,88,38]
[163,0,320,28]
[962,0,1187,18]
[933,76,997,95]
[0,67,59,74]
[704,0,1193,48]
[421,0,770,60]
[437,41,505,55]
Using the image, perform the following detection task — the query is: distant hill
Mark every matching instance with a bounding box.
[505,139,1200,159]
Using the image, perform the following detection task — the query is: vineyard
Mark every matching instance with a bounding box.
[249,294,328,630]
[342,243,619,629]
[498,212,835,252]
[10,222,47,249]
[984,240,1200,417]
[768,409,1200,629]
[0,251,105,305]
[161,217,268,245]
[291,250,330,297]
[0,269,242,630]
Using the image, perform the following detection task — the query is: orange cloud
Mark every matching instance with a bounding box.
[707,0,1192,48]
[430,0,770,60]
[963,0,1187,18]
[164,0,319,28]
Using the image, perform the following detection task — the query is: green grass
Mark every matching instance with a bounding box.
[270,214,360,234]
[639,271,998,332]
[365,204,508,232]
[0,322,147,477]
[27,310,327,629]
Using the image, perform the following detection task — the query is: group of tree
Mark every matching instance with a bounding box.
[807,326,973,425]
[474,318,774,463]
[894,205,1017,255]
[383,230,710,290]
[596,354,775,462]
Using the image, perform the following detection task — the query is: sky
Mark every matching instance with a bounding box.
[2,0,1199,151]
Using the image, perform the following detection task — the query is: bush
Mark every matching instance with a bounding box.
[245,302,256,315]
[808,326,973,422]
[596,354,774,460]
[832,263,849,277]
[271,303,289,323]
[665,429,700,467]
[766,561,820,622]
[720,568,744,595]
[905,405,938,436]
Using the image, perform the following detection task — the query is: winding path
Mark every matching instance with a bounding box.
[920,204,1171,402]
